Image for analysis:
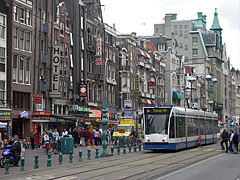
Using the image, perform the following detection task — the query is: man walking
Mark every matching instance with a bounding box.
[220,129,229,153]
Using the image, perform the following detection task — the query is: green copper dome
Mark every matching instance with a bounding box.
[211,8,222,30]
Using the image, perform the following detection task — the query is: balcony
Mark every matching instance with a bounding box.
[41,51,48,64]
[41,23,48,34]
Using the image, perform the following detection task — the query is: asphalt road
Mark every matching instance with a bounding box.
[155,152,240,180]
[1,143,239,180]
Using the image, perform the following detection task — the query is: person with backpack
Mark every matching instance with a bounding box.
[220,129,229,153]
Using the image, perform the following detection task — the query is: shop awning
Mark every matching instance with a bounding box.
[139,98,146,104]
[146,99,151,105]
[172,91,182,99]
[137,49,145,56]
[144,52,151,59]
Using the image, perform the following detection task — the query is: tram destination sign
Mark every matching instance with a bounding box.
[145,108,170,114]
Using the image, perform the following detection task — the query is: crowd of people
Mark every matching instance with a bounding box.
[220,129,239,154]
[28,127,114,150]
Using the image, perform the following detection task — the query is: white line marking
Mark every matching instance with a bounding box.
[155,153,224,180]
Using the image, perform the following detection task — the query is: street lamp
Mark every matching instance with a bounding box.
[189,77,196,107]
[206,73,217,112]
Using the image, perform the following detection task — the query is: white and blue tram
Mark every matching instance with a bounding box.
[143,106,218,150]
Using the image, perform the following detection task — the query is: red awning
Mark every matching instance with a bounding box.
[146,99,151,105]
[144,52,151,59]
[139,98,146,104]
[137,49,145,56]
[150,67,156,72]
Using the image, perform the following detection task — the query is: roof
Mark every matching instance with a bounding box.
[146,42,156,51]
[210,8,222,30]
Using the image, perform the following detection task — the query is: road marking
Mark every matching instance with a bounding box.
[155,153,224,180]
[190,148,200,151]
[57,176,77,180]
[204,148,214,152]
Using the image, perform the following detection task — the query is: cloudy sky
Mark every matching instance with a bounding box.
[101,0,240,69]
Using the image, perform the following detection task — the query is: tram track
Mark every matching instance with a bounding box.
[3,144,221,180]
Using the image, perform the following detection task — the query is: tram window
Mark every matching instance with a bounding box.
[205,120,212,135]
[145,114,169,135]
[199,119,205,135]
[187,118,198,136]
[169,114,175,138]
[213,120,218,134]
[176,117,185,138]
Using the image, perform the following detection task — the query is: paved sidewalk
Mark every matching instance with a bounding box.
[0,143,124,174]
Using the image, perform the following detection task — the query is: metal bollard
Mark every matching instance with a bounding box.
[34,156,39,169]
[139,143,141,151]
[95,148,99,159]
[87,149,91,160]
[129,144,132,153]
[134,143,137,152]
[117,145,120,155]
[4,159,9,175]
[47,154,51,167]
[69,151,73,163]
[111,146,114,156]
[123,145,126,154]
[79,150,83,161]
[59,152,63,165]
[20,157,25,172]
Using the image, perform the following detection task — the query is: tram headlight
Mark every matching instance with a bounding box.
[146,137,150,142]
[162,137,167,142]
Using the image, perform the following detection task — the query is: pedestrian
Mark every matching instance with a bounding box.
[94,129,99,146]
[84,128,91,146]
[80,128,85,146]
[62,128,68,136]
[72,128,78,148]
[30,130,35,150]
[34,131,40,150]
[52,128,60,142]
[68,128,72,135]
[220,129,229,153]
[11,135,21,166]
[232,130,239,154]
[229,130,234,152]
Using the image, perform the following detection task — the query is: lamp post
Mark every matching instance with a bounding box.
[189,77,196,108]
[206,73,217,112]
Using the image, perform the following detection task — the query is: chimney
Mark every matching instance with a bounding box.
[197,12,202,19]
[172,13,177,20]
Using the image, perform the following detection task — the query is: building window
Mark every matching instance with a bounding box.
[19,30,25,50]
[59,80,62,93]
[174,25,178,35]
[60,23,64,37]
[0,47,5,63]
[64,82,67,97]
[0,81,5,102]
[13,28,18,48]
[97,85,102,102]
[59,61,63,75]
[25,58,30,84]
[20,8,25,24]
[192,49,198,57]
[41,40,45,52]
[179,25,183,36]
[0,15,6,39]
[14,6,18,21]
[184,25,188,38]
[13,55,18,82]
[179,43,183,48]
[26,32,31,51]
[184,44,188,50]
[41,11,46,23]
[192,37,198,46]
[60,43,63,56]
[26,10,32,26]
[155,27,158,33]
[19,56,24,83]
[64,62,67,75]
[65,44,68,56]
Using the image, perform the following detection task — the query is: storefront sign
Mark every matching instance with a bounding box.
[124,100,132,110]
[52,46,60,93]
[69,105,90,112]
[20,111,28,118]
[89,110,102,118]
[79,84,87,97]
[0,112,11,120]
[96,119,101,123]
[0,122,7,128]
[96,38,103,65]
[33,94,42,104]
[148,82,156,86]
[32,111,50,120]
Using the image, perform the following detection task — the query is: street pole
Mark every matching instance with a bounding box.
[101,22,108,157]
[209,72,213,112]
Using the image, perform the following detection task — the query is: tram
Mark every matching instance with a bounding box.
[143,106,218,150]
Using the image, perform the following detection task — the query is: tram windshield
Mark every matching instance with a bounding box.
[145,114,169,135]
